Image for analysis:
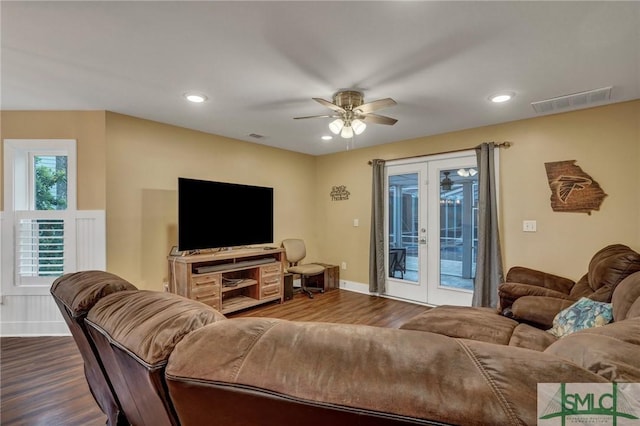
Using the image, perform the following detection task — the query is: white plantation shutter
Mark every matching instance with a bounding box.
[14,210,76,286]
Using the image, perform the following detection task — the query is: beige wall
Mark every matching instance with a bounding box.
[3,101,638,293]
[105,113,318,289]
[316,100,640,289]
[0,110,107,211]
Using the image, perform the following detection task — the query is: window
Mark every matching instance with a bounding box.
[3,140,77,289]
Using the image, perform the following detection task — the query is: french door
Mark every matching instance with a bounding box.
[384,152,477,306]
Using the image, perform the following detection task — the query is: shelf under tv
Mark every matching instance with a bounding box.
[167,247,284,315]
[222,279,258,292]
[221,294,280,315]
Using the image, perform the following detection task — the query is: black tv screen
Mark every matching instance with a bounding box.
[178,178,274,251]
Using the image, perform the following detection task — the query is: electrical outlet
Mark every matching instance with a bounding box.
[523,220,537,232]
[341,261,347,270]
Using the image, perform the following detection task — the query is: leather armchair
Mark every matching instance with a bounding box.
[51,271,137,426]
[498,244,640,328]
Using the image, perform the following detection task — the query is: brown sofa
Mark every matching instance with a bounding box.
[498,244,640,328]
[53,270,640,426]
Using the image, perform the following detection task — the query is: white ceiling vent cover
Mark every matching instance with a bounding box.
[531,86,612,114]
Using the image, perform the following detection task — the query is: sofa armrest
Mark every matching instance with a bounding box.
[511,296,576,329]
[506,266,575,293]
[499,282,575,312]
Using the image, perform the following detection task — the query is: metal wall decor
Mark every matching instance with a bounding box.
[544,160,607,214]
[330,185,350,201]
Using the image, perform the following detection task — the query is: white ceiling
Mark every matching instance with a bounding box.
[2,1,639,156]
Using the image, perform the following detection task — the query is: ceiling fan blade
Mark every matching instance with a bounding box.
[293,114,336,120]
[362,113,398,126]
[312,97,346,113]
[354,98,397,114]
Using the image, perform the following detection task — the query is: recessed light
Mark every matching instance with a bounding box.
[184,92,208,103]
[489,92,515,103]
[321,135,333,141]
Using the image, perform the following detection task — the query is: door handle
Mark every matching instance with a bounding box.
[419,238,427,244]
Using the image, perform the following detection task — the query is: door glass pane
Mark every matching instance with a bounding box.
[439,168,477,290]
[34,155,68,211]
[388,173,418,282]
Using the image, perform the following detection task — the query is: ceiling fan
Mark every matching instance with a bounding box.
[294,90,397,138]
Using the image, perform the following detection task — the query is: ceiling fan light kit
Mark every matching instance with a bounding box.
[341,126,354,139]
[351,119,366,135]
[329,118,344,135]
[294,89,397,140]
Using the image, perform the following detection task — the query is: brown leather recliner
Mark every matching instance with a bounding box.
[51,270,137,426]
[85,290,227,426]
[498,244,640,328]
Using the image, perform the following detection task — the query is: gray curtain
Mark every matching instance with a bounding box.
[369,159,386,293]
[473,143,504,307]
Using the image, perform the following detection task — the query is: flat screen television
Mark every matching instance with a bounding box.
[178,177,274,252]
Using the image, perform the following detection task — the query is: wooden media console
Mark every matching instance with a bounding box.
[168,247,284,314]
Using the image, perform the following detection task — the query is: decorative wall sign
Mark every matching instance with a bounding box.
[330,185,350,201]
[544,160,607,214]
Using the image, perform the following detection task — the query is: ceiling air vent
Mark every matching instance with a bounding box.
[248,133,265,139]
[531,86,612,114]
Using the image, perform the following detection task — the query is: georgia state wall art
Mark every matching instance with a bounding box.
[544,160,607,215]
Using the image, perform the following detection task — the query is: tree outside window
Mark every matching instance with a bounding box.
[35,156,67,210]
[32,156,67,276]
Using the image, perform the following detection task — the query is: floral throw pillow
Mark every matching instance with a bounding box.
[548,297,613,338]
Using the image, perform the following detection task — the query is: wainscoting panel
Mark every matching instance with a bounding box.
[0,210,105,336]
[0,294,68,336]
[76,211,106,271]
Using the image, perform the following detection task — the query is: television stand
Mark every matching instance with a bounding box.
[168,247,284,314]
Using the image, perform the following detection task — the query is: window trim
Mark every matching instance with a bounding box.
[2,139,78,294]
[4,139,77,212]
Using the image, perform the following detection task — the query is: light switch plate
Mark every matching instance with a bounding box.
[523,220,537,232]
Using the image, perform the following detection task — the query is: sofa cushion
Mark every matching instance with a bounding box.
[611,271,640,321]
[508,323,558,351]
[400,306,515,344]
[400,305,556,350]
[86,290,226,365]
[51,270,137,318]
[569,244,640,300]
[628,298,640,319]
[589,244,640,290]
[548,297,613,338]
[544,317,640,382]
[510,296,576,329]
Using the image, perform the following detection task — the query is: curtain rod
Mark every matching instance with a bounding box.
[367,141,512,165]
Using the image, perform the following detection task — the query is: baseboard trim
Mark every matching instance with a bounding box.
[338,279,435,307]
[338,280,371,294]
[0,321,70,337]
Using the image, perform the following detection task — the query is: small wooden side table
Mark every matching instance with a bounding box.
[309,263,339,291]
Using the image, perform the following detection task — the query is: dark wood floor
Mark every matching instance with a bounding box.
[1,290,429,425]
